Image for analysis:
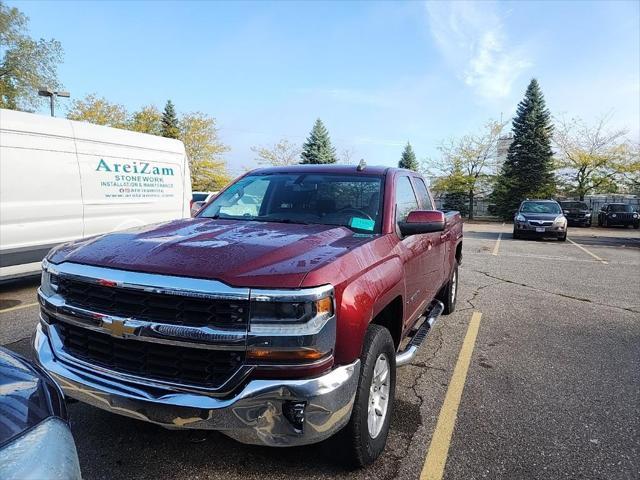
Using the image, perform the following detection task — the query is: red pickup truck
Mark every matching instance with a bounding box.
[34,165,462,466]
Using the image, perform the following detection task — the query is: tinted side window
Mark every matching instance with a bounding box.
[413,178,434,210]
[395,176,419,224]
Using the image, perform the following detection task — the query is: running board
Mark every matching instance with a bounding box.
[396,300,444,367]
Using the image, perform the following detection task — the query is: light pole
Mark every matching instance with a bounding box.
[38,88,70,117]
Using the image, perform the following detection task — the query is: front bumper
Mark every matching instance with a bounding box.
[33,324,360,447]
[514,223,566,237]
[566,216,591,226]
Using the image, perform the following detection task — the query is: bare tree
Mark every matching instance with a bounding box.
[340,147,356,165]
[554,115,630,200]
[251,139,301,166]
[426,120,506,219]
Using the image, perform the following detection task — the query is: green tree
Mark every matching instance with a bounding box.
[161,100,179,139]
[492,79,555,218]
[179,112,230,191]
[0,2,64,110]
[431,161,470,217]
[398,142,418,170]
[128,105,162,135]
[300,118,337,164]
[66,93,127,128]
[251,139,301,166]
[554,115,630,200]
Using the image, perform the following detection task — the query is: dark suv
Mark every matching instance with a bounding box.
[513,200,567,241]
[559,201,592,227]
[597,203,639,229]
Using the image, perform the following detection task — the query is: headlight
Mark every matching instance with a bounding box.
[247,290,335,368]
[554,215,567,226]
[515,214,525,222]
[563,210,569,214]
[611,213,617,218]
[40,259,59,297]
[585,212,591,217]
[633,213,639,219]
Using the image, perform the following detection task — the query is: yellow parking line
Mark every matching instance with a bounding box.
[567,238,608,265]
[0,302,39,314]
[492,233,502,256]
[421,311,482,480]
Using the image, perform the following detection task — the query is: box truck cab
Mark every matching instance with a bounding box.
[0,109,192,280]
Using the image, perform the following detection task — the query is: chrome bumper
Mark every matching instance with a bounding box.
[33,324,360,447]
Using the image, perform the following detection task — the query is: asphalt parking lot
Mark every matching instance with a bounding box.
[2,223,639,480]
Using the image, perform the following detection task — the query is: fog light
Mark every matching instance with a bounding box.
[282,401,306,433]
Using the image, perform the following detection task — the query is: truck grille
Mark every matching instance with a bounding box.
[57,322,244,388]
[57,277,248,329]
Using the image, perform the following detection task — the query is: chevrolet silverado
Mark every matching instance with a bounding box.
[34,164,463,466]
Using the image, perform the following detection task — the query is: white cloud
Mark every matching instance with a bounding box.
[426,1,531,100]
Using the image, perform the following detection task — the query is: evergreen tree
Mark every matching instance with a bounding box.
[492,79,555,218]
[398,142,419,170]
[300,119,337,164]
[161,100,179,139]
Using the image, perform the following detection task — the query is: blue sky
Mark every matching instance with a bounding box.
[15,0,640,175]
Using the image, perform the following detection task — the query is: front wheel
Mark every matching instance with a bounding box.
[559,232,567,241]
[512,229,521,240]
[634,223,639,230]
[342,325,396,468]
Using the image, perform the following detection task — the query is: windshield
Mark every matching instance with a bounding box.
[560,202,588,210]
[199,173,384,233]
[520,201,561,214]
[609,204,634,212]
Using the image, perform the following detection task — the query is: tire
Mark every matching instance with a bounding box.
[341,325,396,468]
[634,223,639,230]
[437,261,458,315]
[512,229,520,240]
[559,232,567,242]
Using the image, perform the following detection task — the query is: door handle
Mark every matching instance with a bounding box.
[440,232,449,240]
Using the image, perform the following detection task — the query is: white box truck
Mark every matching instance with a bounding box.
[0,109,192,281]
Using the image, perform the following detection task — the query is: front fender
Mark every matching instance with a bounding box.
[333,257,404,364]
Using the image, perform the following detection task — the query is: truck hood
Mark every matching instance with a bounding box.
[48,219,377,288]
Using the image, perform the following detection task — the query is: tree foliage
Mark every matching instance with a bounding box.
[179,112,230,191]
[161,100,179,139]
[431,161,470,217]
[554,115,631,200]
[426,120,505,219]
[492,79,556,218]
[0,2,64,110]
[66,94,127,128]
[128,105,162,135]
[398,142,418,170]
[251,139,301,166]
[300,118,337,164]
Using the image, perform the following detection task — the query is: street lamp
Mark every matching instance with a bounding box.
[38,88,70,117]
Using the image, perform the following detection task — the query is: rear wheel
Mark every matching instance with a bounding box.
[438,261,458,314]
[342,325,396,468]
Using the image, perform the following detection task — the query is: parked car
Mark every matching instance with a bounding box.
[190,191,218,217]
[597,203,639,228]
[34,164,463,466]
[0,347,81,480]
[513,199,567,241]
[559,201,592,227]
[0,109,192,282]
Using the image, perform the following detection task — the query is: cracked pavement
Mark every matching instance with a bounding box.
[1,223,638,479]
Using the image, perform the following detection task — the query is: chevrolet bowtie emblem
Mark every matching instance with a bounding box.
[103,317,136,338]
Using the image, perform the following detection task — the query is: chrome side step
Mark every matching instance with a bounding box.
[396,300,444,367]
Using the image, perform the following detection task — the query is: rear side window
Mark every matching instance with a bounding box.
[412,178,434,210]
[395,176,419,224]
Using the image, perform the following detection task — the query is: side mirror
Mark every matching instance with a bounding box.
[399,210,445,236]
